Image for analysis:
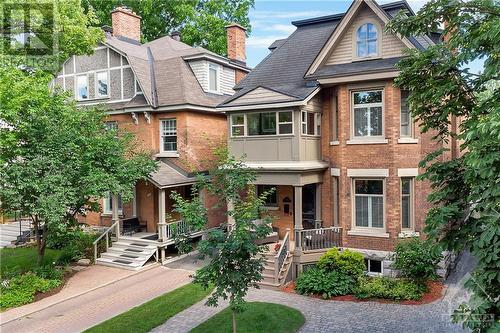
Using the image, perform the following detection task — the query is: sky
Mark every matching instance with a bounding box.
[246,0,429,67]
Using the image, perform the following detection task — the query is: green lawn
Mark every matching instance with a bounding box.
[190,302,305,333]
[0,247,61,278]
[84,283,213,333]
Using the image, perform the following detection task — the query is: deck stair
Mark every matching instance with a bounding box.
[0,220,31,248]
[257,231,292,290]
[96,238,157,270]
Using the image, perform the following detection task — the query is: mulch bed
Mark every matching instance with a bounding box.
[281,280,445,305]
[33,268,78,302]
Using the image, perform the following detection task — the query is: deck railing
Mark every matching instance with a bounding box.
[274,230,290,284]
[93,219,120,263]
[300,227,342,252]
[165,220,191,239]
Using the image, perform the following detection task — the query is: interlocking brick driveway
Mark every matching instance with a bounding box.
[152,253,473,333]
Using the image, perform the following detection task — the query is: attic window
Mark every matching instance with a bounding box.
[356,23,378,58]
[208,63,220,92]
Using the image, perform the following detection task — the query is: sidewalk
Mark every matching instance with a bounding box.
[0,265,192,333]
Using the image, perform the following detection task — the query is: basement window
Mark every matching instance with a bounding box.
[365,258,383,275]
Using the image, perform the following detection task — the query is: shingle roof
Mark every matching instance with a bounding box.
[105,35,232,111]
[148,160,198,188]
[220,0,439,108]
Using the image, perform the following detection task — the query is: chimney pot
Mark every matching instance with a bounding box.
[111,6,141,42]
[225,23,246,64]
[171,31,181,41]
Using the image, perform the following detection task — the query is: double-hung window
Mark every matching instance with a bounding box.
[160,119,177,152]
[96,71,109,98]
[356,23,378,58]
[208,63,220,92]
[401,178,413,229]
[257,185,278,207]
[354,179,384,229]
[400,90,412,137]
[352,90,383,138]
[103,193,123,215]
[301,111,321,136]
[231,114,245,136]
[248,112,276,135]
[76,75,89,100]
[236,111,292,137]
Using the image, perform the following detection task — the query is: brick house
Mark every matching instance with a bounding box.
[54,7,249,269]
[219,0,450,286]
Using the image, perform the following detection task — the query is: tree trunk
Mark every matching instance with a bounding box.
[232,310,237,333]
[35,217,46,265]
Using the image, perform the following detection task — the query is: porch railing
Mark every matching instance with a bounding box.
[93,219,120,263]
[300,227,342,252]
[274,230,290,284]
[165,220,191,239]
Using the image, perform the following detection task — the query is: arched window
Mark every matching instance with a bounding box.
[356,23,378,57]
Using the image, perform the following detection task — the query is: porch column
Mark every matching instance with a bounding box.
[112,194,120,236]
[227,199,235,231]
[132,186,137,217]
[293,185,303,256]
[315,183,322,228]
[158,188,167,241]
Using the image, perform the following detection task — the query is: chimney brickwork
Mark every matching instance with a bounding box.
[226,23,246,64]
[111,7,141,41]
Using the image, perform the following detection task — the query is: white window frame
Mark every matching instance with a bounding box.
[105,121,118,131]
[400,90,413,138]
[103,193,123,215]
[160,118,177,153]
[230,111,294,137]
[353,21,381,60]
[400,177,414,230]
[350,89,384,140]
[75,74,89,100]
[230,114,246,137]
[207,62,221,93]
[301,111,321,136]
[95,70,109,98]
[352,178,385,230]
[365,258,383,275]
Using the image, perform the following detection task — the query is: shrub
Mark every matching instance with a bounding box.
[33,265,64,280]
[318,248,366,278]
[0,272,62,309]
[53,229,97,264]
[355,276,427,301]
[295,267,355,299]
[392,238,441,282]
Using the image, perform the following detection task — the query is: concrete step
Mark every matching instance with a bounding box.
[112,241,157,252]
[107,247,154,260]
[96,257,143,271]
[100,252,148,264]
[257,280,281,291]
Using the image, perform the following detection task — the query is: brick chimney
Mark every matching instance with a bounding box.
[225,23,246,64]
[111,7,141,41]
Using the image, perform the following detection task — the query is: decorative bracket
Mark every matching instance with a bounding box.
[144,112,151,124]
[131,112,139,125]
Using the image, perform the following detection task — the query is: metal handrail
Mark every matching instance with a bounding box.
[274,231,290,284]
[93,219,120,262]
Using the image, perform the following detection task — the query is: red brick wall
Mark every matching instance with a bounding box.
[111,7,141,41]
[226,24,246,63]
[319,82,443,252]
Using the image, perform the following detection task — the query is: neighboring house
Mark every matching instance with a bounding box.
[219,0,455,286]
[54,7,249,269]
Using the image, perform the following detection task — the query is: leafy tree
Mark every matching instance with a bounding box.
[386,1,499,331]
[0,67,157,264]
[0,0,104,75]
[84,0,254,55]
[171,147,273,333]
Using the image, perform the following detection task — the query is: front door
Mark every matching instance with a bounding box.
[302,184,316,230]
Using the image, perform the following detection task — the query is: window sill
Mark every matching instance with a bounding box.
[397,138,419,144]
[347,230,390,238]
[329,140,340,146]
[398,231,420,238]
[346,138,388,145]
[155,152,180,158]
[263,206,279,211]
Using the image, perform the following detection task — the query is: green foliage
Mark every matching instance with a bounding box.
[392,238,441,282]
[0,0,104,74]
[85,0,254,56]
[0,247,61,278]
[0,67,157,264]
[84,283,213,333]
[46,227,97,264]
[317,248,366,278]
[355,276,427,301]
[386,1,500,331]
[295,267,355,299]
[0,272,62,310]
[190,301,305,333]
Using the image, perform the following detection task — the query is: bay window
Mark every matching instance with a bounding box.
[230,111,293,137]
[354,179,384,228]
[352,90,383,138]
[160,119,177,152]
[301,111,321,136]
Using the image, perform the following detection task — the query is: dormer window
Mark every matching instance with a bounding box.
[208,63,220,93]
[356,23,378,58]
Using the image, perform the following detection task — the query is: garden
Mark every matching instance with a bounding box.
[0,226,98,311]
[290,238,443,303]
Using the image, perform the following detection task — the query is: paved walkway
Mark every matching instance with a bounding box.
[152,253,474,333]
[1,265,192,333]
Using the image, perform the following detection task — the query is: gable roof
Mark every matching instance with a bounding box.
[104,34,249,112]
[219,0,437,109]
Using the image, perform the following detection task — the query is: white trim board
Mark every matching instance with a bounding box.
[397,168,418,177]
[347,169,389,177]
